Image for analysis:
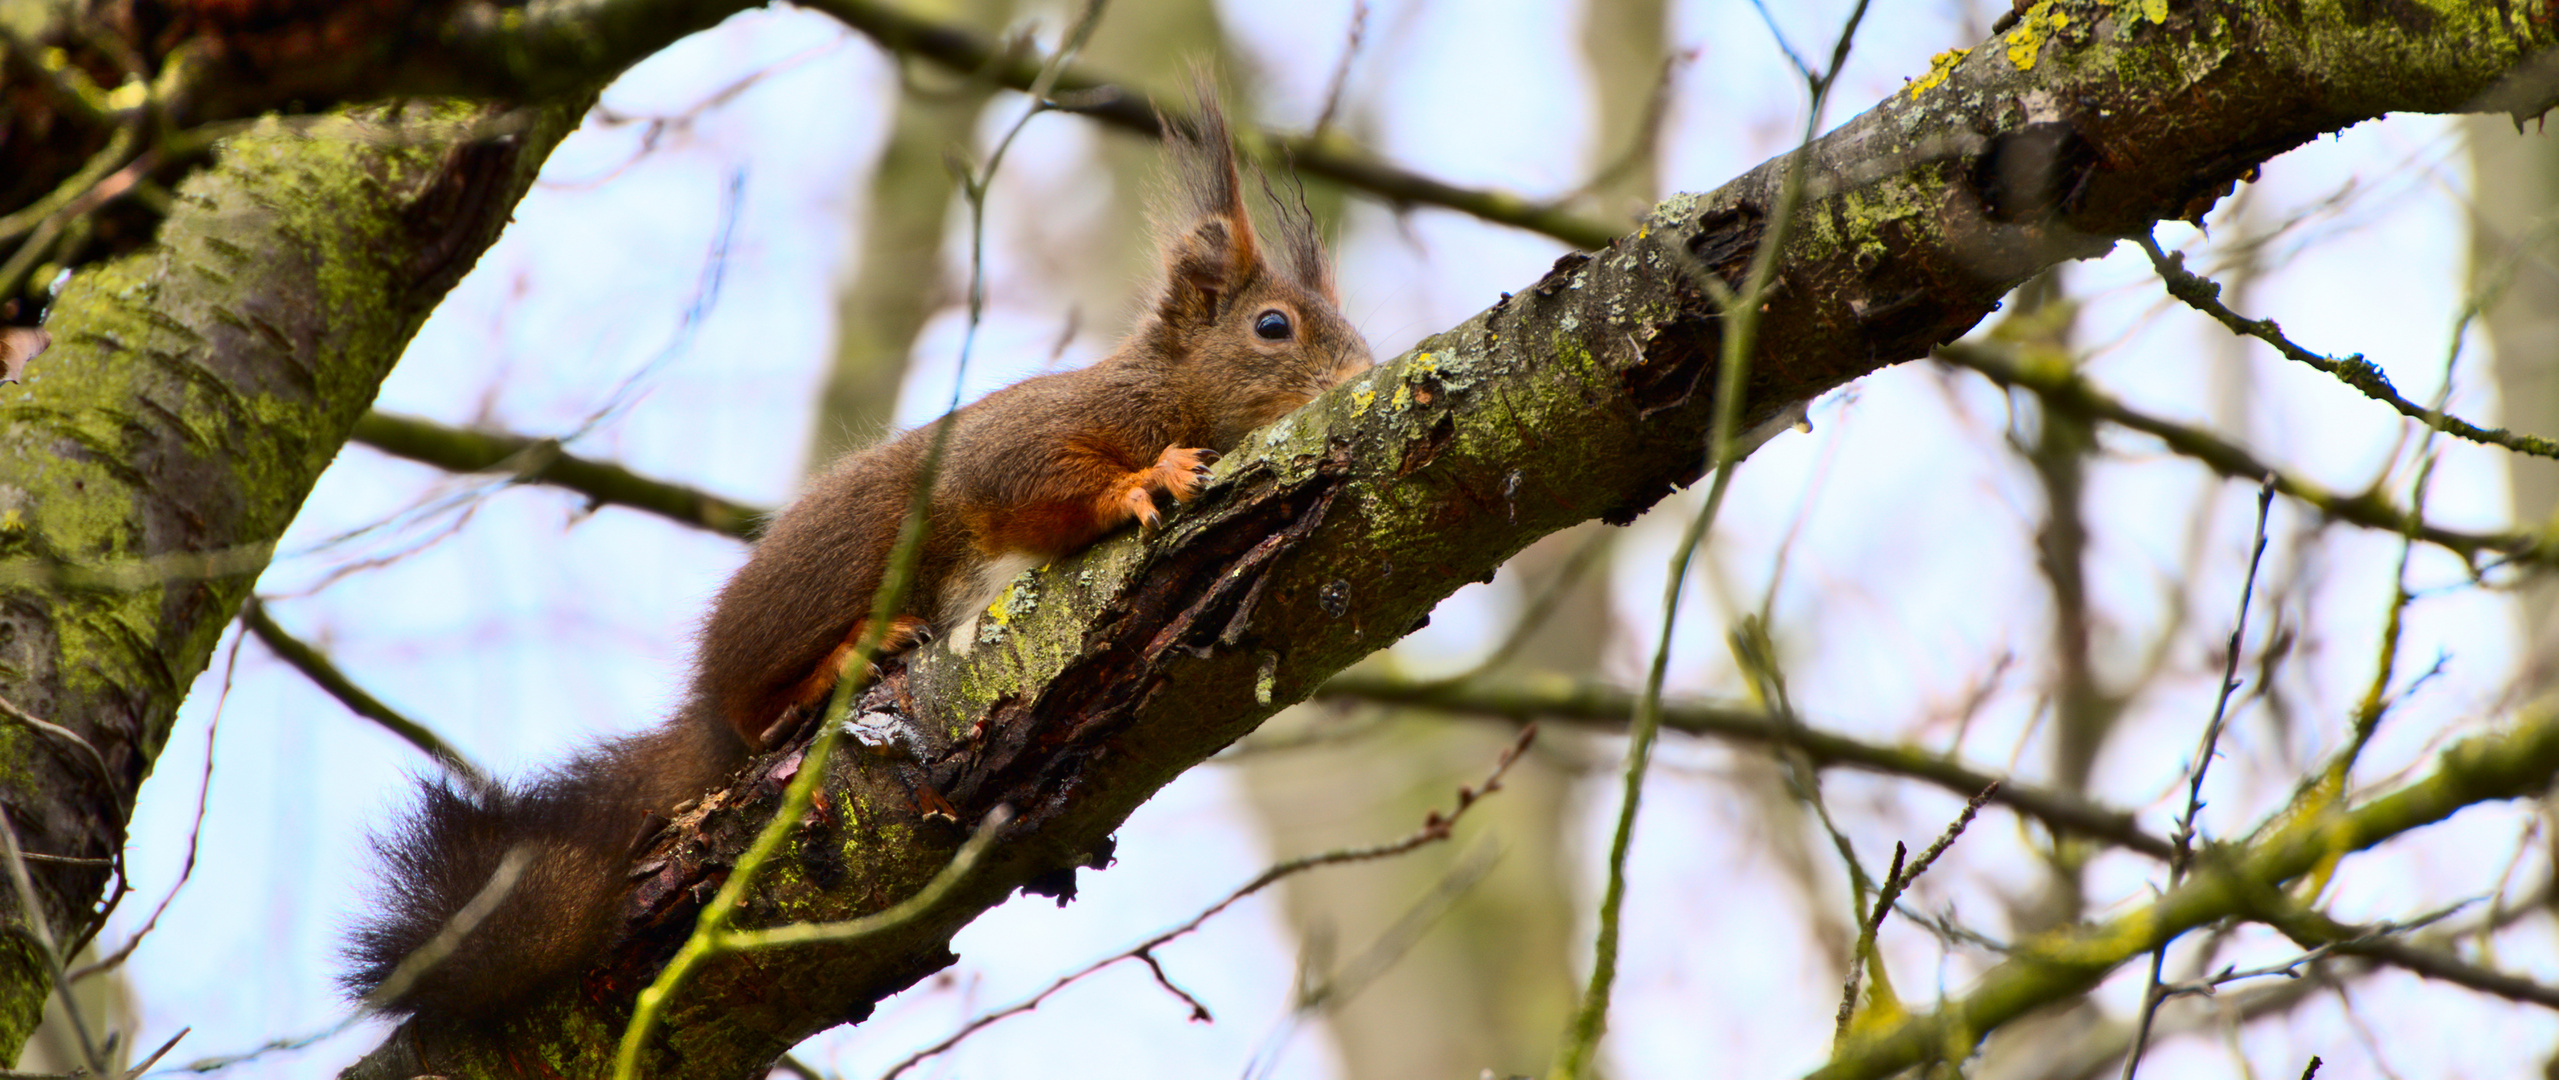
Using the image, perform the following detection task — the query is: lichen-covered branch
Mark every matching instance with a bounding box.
[0,101,581,1061]
[1313,670,2171,858]
[1810,701,2559,1080]
[344,4,2559,1076]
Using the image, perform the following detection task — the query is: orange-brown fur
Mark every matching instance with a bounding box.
[345,87,1373,1027]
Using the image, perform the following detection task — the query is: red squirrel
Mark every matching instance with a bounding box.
[343,91,1374,1027]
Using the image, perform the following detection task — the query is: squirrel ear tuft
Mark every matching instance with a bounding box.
[1152,77,1262,326]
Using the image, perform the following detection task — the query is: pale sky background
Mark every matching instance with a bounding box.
[57,1,2553,1077]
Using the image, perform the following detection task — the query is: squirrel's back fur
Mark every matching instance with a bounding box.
[341,84,1371,1028]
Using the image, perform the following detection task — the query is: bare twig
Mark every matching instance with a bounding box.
[0,694,117,798]
[1308,1,1368,138]
[1427,526,1613,688]
[2120,477,2277,1080]
[2137,232,2559,461]
[715,805,1009,951]
[361,848,531,1011]
[1937,342,2549,567]
[0,542,278,591]
[878,725,1536,1080]
[1835,784,1994,1044]
[1314,671,2173,858]
[795,0,1623,248]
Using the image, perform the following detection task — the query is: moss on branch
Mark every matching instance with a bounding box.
[1810,702,2559,1079]
[0,101,582,1063]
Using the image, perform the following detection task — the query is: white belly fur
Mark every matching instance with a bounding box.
[940,551,1045,653]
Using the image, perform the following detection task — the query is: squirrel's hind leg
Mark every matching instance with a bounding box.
[765,615,931,746]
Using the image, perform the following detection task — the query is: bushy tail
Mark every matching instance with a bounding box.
[343,715,746,1026]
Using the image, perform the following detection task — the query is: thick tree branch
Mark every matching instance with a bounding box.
[0,100,582,1061]
[340,3,2559,1076]
[1314,671,2172,858]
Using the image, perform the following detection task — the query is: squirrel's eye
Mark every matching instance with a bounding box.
[1254,310,1293,341]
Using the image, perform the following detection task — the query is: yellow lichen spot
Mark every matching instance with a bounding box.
[1905,48,1969,100]
[0,509,19,532]
[2003,2,2066,71]
[1352,385,1377,413]
[104,80,147,112]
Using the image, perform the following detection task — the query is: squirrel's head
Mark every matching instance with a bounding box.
[1135,87,1373,450]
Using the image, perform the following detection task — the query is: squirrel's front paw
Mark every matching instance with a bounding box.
[1152,446,1219,503]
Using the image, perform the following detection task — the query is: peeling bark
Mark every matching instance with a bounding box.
[342,3,2559,1076]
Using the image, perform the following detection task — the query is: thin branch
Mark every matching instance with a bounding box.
[877,725,1536,1080]
[2253,899,2559,1011]
[0,693,117,798]
[360,849,531,1011]
[1836,785,1994,1044]
[715,805,1009,951]
[349,411,766,540]
[794,0,1623,249]
[1308,1,1368,138]
[239,597,487,788]
[1812,700,2559,1080]
[1428,526,1613,688]
[1555,5,1870,1074]
[1936,342,2551,567]
[2121,475,2276,1080]
[2328,316,2466,790]
[2136,232,2559,461]
[1315,672,2172,858]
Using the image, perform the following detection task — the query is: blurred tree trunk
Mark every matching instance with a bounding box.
[1237,5,1661,1076]
[807,0,1016,469]
[2468,119,2559,692]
